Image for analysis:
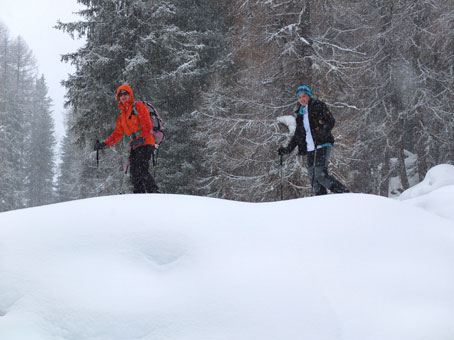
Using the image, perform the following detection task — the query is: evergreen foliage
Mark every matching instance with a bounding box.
[197,0,454,200]
[56,0,233,195]
[25,76,57,207]
[53,0,454,202]
[0,23,56,211]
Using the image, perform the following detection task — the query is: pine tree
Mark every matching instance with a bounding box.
[57,0,232,196]
[0,23,11,210]
[346,0,454,195]
[0,25,56,211]
[0,35,36,211]
[56,130,83,202]
[25,76,56,207]
[195,0,364,201]
[54,0,454,200]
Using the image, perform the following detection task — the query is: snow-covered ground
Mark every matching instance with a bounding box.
[1,165,454,340]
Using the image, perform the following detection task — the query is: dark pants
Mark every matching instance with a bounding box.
[129,145,159,193]
[307,146,348,195]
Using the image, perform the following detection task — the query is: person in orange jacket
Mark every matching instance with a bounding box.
[94,84,159,193]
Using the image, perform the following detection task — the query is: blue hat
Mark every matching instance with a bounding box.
[297,85,311,99]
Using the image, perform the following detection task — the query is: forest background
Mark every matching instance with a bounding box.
[1,0,454,212]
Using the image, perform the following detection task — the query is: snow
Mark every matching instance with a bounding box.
[398,164,454,201]
[389,150,420,197]
[398,164,454,222]
[277,115,296,135]
[1,166,454,340]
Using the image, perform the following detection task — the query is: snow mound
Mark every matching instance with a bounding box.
[399,164,454,200]
[0,193,454,340]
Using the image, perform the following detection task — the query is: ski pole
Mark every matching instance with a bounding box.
[152,145,160,177]
[279,146,284,200]
[96,140,100,168]
[95,140,100,196]
[153,145,159,167]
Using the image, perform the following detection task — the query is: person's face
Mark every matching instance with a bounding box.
[298,93,310,106]
[118,91,130,104]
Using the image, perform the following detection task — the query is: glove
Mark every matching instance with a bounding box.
[130,137,145,148]
[94,140,107,151]
[278,146,289,155]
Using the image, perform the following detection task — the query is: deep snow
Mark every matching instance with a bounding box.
[1,165,454,340]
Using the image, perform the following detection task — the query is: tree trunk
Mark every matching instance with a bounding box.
[397,142,410,190]
[379,150,390,196]
[415,135,428,182]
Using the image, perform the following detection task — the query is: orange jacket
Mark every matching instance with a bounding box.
[104,84,155,149]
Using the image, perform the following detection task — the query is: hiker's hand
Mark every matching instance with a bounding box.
[278,146,289,155]
[130,137,145,148]
[94,140,107,151]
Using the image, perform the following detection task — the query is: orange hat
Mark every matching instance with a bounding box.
[116,84,134,102]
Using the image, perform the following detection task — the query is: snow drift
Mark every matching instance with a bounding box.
[1,169,454,340]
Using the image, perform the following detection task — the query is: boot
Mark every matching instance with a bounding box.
[330,181,350,194]
[315,186,328,196]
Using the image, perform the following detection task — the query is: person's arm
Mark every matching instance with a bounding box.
[321,102,335,131]
[279,128,299,155]
[105,115,125,147]
[286,133,298,153]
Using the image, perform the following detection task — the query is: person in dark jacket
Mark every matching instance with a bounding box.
[278,85,349,195]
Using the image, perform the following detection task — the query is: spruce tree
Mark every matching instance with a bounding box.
[57,0,232,195]
[0,25,56,211]
[0,35,36,210]
[56,129,83,202]
[25,76,56,207]
[195,0,363,201]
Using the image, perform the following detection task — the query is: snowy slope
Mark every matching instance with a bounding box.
[1,172,454,339]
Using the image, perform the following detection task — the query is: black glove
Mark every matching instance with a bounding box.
[278,146,289,155]
[94,140,107,151]
[130,137,145,148]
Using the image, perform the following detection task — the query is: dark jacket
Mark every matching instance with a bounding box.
[285,98,335,155]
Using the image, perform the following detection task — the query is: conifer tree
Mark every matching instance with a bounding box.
[56,130,83,202]
[54,0,454,200]
[0,35,36,210]
[57,0,232,195]
[346,0,454,195]
[0,25,56,211]
[196,0,364,201]
[25,76,56,207]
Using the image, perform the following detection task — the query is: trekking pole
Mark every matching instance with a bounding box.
[95,140,100,196]
[279,145,284,200]
[153,146,159,166]
[152,146,160,177]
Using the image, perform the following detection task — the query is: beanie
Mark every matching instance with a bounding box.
[297,85,312,99]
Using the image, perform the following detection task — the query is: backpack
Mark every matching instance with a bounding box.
[132,101,164,147]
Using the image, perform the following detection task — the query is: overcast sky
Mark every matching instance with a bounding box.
[0,0,85,143]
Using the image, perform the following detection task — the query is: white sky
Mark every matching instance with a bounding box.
[0,0,85,143]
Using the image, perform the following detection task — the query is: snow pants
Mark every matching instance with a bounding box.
[129,145,159,194]
[307,146,348,195]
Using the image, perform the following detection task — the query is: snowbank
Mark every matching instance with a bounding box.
[399,164,454,200]
[0,188,453,339]
[398,164,454,221]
